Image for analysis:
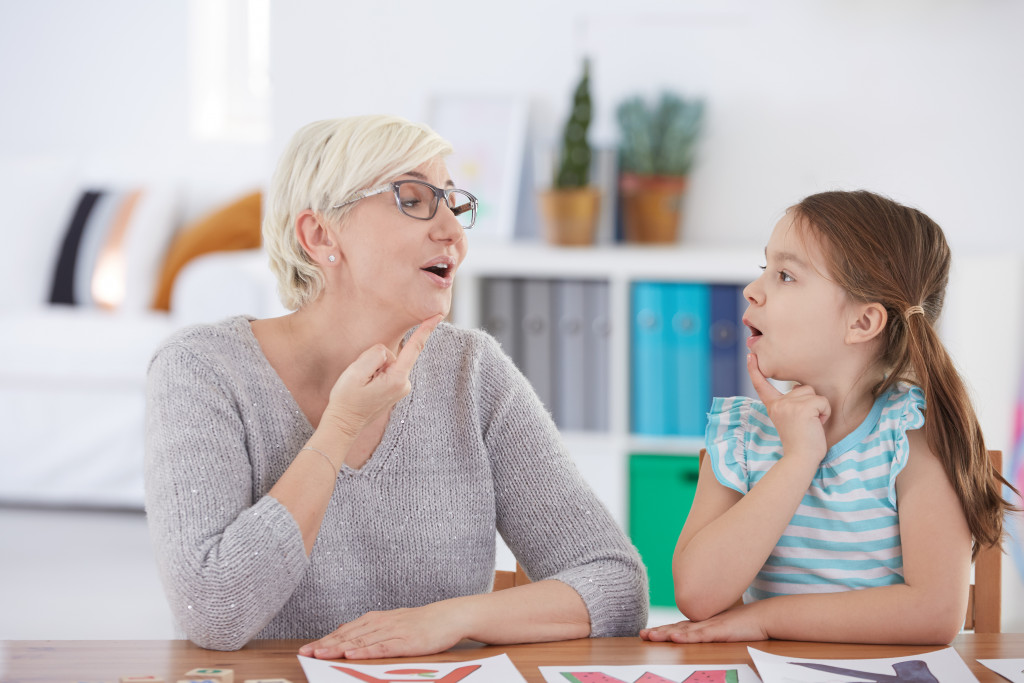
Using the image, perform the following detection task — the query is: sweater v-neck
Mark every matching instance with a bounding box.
[237,315,410,476]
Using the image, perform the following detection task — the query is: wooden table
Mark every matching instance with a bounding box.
[3,635,1023,682]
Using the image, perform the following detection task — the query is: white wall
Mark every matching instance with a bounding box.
[0,1,269,221]
[4,0,1023,249]
[269,0,1024,252]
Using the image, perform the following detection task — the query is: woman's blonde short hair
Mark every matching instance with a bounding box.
[263,114,453,310]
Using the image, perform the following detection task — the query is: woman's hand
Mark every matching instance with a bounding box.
[747,353,829,465]
[321,314,442,438]
[639,603,768,644]
[298,601,469,660]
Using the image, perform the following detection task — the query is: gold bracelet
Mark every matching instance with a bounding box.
[300,446,339,478]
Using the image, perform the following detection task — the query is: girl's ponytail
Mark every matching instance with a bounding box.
[899,305,1009,557]
[793,190,1020,559]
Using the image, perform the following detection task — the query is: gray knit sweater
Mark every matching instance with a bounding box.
[144,316,648,650]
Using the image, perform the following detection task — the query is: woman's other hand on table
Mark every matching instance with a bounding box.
[298,600,468,660]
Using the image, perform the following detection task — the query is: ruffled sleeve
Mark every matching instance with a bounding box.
[704,396,763,495]
[883,383,927,507]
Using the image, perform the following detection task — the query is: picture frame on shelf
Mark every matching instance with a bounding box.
[427,94,528,243]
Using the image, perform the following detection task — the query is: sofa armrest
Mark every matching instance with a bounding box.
[171,249,289,325]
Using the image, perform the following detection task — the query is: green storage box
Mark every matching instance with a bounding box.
[628,453,701,606]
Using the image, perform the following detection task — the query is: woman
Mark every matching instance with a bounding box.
[145,115,647,658]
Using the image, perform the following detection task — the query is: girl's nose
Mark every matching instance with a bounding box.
[743,278,763,305]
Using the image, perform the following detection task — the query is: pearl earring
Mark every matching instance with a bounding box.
[328,254,336,262]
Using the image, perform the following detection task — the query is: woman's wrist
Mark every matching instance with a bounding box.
[438,594,486,643]
[303,429,355,472]
[299,446,340,477]
[320,407,367,441]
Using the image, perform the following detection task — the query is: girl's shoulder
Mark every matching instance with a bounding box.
[706,395,773,444]
[704,395,776,495]
[877,382,927,434]
[872,383,927,507]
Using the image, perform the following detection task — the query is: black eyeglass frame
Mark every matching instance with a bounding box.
[331,179,478,229]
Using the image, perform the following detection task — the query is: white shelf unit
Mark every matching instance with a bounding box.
[451,242,764,531]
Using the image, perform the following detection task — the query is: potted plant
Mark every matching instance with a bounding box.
[539,58,601,246]
[616,92,704,243]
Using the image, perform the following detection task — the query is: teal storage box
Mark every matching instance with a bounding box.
[628,453,701,606]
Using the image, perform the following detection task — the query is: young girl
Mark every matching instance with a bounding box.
[641,190,1019,645]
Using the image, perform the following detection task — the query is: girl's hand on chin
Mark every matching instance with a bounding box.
[747,353,830,465]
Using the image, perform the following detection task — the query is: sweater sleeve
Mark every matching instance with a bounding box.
[144,340,308,650]
[474,333,649,637]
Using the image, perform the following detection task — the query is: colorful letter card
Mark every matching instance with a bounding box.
[539,664,760,682]
[748,645,978,682]
[297,653,527,683]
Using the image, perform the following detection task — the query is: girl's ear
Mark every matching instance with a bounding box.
[846,302,887,345]
[295,209,335,265]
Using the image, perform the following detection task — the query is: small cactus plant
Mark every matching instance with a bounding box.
[554,59,593,189]
[617,92,704,177]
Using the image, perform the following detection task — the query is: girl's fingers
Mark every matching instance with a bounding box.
[746,353,782,404]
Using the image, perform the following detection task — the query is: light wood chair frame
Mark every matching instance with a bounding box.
[493,563,531,591]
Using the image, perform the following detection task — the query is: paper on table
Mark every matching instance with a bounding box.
[539,663,761,682]
[748,646,978,682]
[978,659,1024,682]
[298,652,527,683]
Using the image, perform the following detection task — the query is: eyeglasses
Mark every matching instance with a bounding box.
[332,179,478,229]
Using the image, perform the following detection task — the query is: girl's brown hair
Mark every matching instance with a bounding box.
[792,190,1018,558]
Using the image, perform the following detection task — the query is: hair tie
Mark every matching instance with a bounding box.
[903,305,925,321]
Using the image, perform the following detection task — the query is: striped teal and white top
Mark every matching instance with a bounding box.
[705,383,926,602]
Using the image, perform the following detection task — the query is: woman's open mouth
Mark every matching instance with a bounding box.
[420,257,455,287]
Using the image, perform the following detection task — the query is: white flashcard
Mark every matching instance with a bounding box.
[978,659,1024,683]
[748,645,978,682]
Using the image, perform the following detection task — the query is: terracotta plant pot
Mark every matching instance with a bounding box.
[538,187,601,246]
[619,173,688,244]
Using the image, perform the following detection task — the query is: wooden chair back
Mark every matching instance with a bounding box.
[965,450,1003,633]
[697,448,1003,632]
[493,563,531,591]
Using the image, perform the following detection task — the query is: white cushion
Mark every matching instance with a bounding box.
[0,157,80,310]
[0,308,178,384]
[171,248,288,325]
[120,185,180,312]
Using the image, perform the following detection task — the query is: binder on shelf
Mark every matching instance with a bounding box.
[668,282,711,437]
[520,278,555,413]
[709,284,741,400]
[583,280,611,432]
[480,277,520,367]
[553,279,586,430]
[631,282,667,435]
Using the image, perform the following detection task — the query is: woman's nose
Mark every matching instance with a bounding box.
[431,203,466,242]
